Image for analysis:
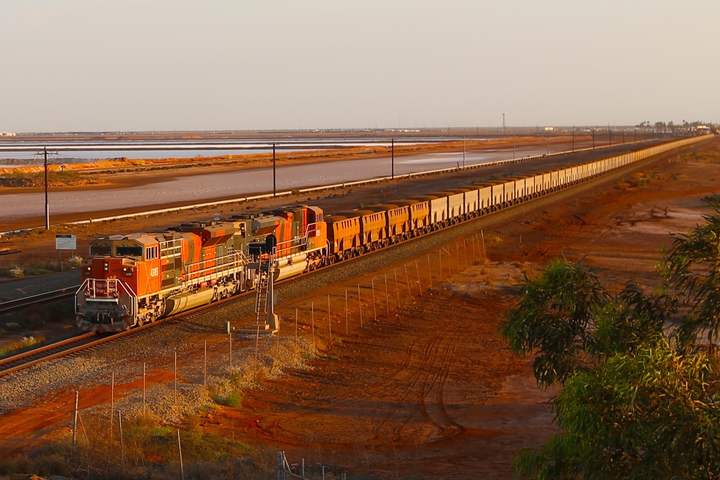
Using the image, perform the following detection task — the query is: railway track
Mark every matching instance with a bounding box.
[0,286,261,378]
[0,138,709,380]
[0,285,80,315]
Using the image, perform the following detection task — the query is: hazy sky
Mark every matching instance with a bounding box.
[1,1,718,132]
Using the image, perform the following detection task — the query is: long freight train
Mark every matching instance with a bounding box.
[75,136,709,332]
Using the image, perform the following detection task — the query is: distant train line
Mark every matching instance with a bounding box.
[0,285,80,315]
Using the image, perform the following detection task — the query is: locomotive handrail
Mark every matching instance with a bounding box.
[180,251,248,281]
[76,277,137,317]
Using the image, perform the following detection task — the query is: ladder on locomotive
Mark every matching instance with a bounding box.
[254,254,272,329]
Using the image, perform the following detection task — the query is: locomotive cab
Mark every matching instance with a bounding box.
[77,235,162,332]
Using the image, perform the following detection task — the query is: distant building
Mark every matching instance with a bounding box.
[543,127,555,132]
[0,132,16,137]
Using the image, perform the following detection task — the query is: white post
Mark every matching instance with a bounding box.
[177,429,184,480]
[143,362,147,416]
[72,390,79,446]
[371,278,377,322]
[481,229,486,258]
[327,294,332,341]
[118,410,125,465]
[394,270,400,309]
[415,260,421,292]
[427,254,433,288]
[404,264,411,296]
[110,371,115,445]
[311,302,316,351]
[229,325,234,365]
[357,284,363,328]
[384,273,390,317]
[174,349,178,401]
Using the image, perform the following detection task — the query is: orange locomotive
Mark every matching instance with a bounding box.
[76,205,328,332]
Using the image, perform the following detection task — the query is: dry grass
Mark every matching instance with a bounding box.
[0,337,316,479]
[0,335,44,357]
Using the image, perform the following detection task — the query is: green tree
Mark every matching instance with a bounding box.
[504,200,720,479]
[664,195,720,345]
[514,340,720,480]
[502,260,605,386]
[502,261,667,387]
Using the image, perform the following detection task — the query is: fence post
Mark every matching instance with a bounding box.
[327,294,332,341]
[311,302,316,351]
[276,451,287,480]
[143,362,147,416]
[345,289,349,334]
[174,348,178,402]
[481,229,486,259]
[371,278,377,322]
[177,429,185,480]
[384,273,390,317]
[72,390,79,446]
[394,269,401,309]
[357,284,363,328]
[415,260,422,291]
[404,264,412,296]
[110,371,115,445]
[118,410,125,465]
[427,254,433,289]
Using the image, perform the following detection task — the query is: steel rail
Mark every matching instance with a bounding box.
[0,285,80,315]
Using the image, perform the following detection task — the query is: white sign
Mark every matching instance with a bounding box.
[55,234,77,250]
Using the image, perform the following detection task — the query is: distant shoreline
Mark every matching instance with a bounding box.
[0,136,588,194]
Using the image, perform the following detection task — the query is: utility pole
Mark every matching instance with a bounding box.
[592,129,595,149]
[272,143,276,197]
[391,138,395,179]
[502,113,506,136]
[44,147,50,230]
[571,126,575,152]
[608,125,612,146]
[36,146,58,230]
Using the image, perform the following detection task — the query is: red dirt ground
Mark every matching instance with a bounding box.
[0,139,717,478]
[0,369,174,454]
[198,139,720,478]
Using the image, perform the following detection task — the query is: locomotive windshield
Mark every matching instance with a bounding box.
[89,244,111,256]
[115,246,143,257]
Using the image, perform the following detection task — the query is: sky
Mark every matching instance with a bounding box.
[1,0,718,132]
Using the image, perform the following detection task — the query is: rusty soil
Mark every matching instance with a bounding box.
[0,139,717,478]
[199,139,720,478]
